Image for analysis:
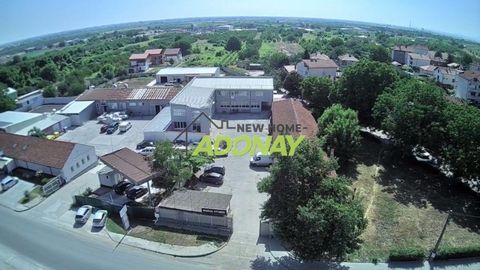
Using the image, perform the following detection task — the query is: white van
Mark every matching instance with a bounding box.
[1,176,19,192]
[119,121,132,133]
[137,146,155,156]
[250,152,273,167]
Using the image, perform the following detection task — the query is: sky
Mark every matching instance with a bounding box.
[1,0,480,45]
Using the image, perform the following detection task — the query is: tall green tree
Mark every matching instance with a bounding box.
[369,45,390,63]
[283,71,302,97]
[28,127,46,138]
[0,89,16,112]
[333,59,399,124]
[39,63,58,82]
[318,104,361,162]
[225,36,242,52]
[171,39,192,55]
[301,77,334,113]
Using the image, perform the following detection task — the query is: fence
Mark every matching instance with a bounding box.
[42,176,64,196]
[73,195,155,220]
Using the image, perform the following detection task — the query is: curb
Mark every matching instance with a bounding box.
[104,228,228,258]
[14,196,45,212]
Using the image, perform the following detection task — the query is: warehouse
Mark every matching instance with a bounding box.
[155,67,220,84]
[0,111,70,135]
[57,100,96,126]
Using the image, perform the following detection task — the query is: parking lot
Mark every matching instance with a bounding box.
[0,177,35,209]
[58,116,153,156]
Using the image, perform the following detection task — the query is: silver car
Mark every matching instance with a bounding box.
[92,210,108,228]
[75,205,93,223]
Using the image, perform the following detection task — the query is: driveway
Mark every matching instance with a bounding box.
[0,178,35,209]
[58,116,153,156]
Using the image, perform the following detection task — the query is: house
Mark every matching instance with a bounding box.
[419,65,437,77]
[98,147,160,187]
[0,133,97,182]
[155,67,220,84]
[295,59,338,79]
[0,111,70,135]
[454,71,480,104]
[337,54,359,69]
[434,67,459,88]
[16,90,43,112]
[155,189,233,236]
[129,53,151,73]
[271,99,318,139]
[310,52,330,60]
[431,57,447,67]
[144,49,163,65]
[407,53,431,68]
[283,65,296,74]
[76,86,179,116]
[392,45,429,65]
[57,101,96,126]
[163,48,182,63]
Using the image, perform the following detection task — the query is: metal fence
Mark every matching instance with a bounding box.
[42,176,64,196]
[73,195,154,219]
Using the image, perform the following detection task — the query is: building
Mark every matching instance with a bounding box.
[155,67,220,84]
[406,53,431,68]
[76,86,179,116]
[392,45,429,65]
[0,111,70,135]
[4,87,17,100]
[57,101,96,126]
[163,48,182,63]
[155,189,233,236]
[295,59,338,79]
[144,49,163,65]
[271,99,318,139]
[309,52,330,60]
[419,65,437,77]
[431,57,447,67]
[16,90,43,112]
[337,54,359,69]
[455,71,480,104]
[434,67,459,88]
[282,65,296,74]
[98,147,160,187]
[129,53,151,73]
[0,133,97,182]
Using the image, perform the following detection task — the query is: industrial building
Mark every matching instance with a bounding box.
[155,67,220,84]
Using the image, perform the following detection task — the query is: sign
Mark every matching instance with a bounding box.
[119,205,130,230]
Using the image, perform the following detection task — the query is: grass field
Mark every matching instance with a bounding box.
[259,41,303,58]
[343,138,480,262]
[183,40,238,67]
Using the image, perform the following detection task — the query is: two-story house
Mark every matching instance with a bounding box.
[455,71,480,104]
[129,53,150,73]
[295,59,338,79]
[163,48,183,64]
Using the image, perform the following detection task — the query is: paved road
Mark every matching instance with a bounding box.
[0,206,212,270]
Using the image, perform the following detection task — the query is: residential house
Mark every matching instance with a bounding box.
[129,53,151,73]
[295,59,338,79]
[431,57,447,67]
[0,133,97,182]
[309,52,330,60]
[455,71,480,104]
[144,49,163,65]
[271,99,318,140]
[337,54,359,69]
[163,48,183,64]
[156,67,220,84]
[392,45,429,65]
[419,65,437,77]
[434,67,459,88]
[16,90,43,112]
[407,53,431,68]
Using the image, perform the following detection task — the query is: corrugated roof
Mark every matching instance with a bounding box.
[156,67,219,76]
[16,114,70,136]
[0,111,43,128]
[58,101,94,114]
[76,87,179,101]
[143,106,171,133]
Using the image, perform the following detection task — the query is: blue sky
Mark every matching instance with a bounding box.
[1,0,479,44]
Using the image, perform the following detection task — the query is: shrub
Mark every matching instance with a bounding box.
[82,187,93,196]
[389,247,425,261]
[41,178,51,185]
[435,245,480,260]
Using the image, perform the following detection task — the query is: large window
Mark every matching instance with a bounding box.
[174,122,187,129]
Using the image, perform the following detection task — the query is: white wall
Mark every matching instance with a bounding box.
[62,144,97,182]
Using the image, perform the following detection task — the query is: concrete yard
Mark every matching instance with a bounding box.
[0,178,35,209]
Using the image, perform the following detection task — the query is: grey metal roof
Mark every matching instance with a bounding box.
[0,111,43,128]
[143,106,171,132]
[15,114,70,136]
[156,67,219,76]
[58,101,94,114]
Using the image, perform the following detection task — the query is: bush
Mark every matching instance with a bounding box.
[388,247,425,261]
[41,178,51,185]
[435,245,480,260]
[82,187,93,196]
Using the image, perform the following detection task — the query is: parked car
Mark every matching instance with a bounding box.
[115,111,128,120]
[100,124,109,133]
[411,146,440,172]
[137,146,155,156]
[250,152,273,167]
[75,205,93,223]
[119,121,132,133]
[136,140,154,150]
[126,186,148,200]
[204,164,225,176]
[114,180,134,195]
[106,122,119,134]
[1,176,19,192]
[92,210,108,228]
[199,172,224,185]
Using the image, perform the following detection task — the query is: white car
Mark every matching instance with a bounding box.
[1,176,19,192]
[250,152,273,166]
[92,210,108,228]
[137,146,155,156]
[75,205,93,223]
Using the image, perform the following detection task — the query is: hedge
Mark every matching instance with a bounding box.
[435,245,480,260]
[388,247,425,261]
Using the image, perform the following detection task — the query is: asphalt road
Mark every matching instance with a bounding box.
[0,206,211,270]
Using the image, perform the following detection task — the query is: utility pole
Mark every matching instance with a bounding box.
[430,211,452,261]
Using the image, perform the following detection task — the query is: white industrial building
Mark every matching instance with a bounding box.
[0,111,70,135]
[155,67,220,84]
[57,100,96,126]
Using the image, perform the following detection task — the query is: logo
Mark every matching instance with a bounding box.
[173,112,305,157]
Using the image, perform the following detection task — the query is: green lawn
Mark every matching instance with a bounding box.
[183,40,238,67]
[259,42,276,58]
[106,217,127,235]
[343,138,480,262]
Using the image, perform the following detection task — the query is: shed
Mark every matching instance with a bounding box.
[58,101,96,125]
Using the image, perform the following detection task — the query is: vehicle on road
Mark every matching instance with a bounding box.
[199,172,224,185]
[119,121,132,133]
[137,146,155,156]
[75,205,93,223]
[204,164,225,176]
[250,152,273,167]
[114,181,134,195]
[92,210,108,228]
[1,176,19,192]
[106,122,119,134]
[126,186,148,200]
[136,140,154,150]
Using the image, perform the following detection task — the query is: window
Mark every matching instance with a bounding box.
[71,166,74,172]
[82,159,85,165]
[87,155,90,161]
[174,122,186,129]
[27,100,30,104]
[76,162,80,168]
[173,109,186,116]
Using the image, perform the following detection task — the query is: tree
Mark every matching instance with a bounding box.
[332,59,399,124]
[318,104,361,162]
[263,52,289,71]
[28,127,46,138]
[171,39,192,55]
[329,37,344,47]
[258,139,365,261]
[225,36,242,52]
[39,63,58,82]
[434,51,442,58]
[447,54,455,64]
[283,71,302,97]
[42,85,57,97]
[100,64,115,80]
[373,79,447,154]
[301,77,334,113]
[369,45,390,63]
[0,89,16,112]
[302,49,310,59]
[460,53,473,66]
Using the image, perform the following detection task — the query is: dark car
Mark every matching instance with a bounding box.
[106,122,119,134]
[204,164,225,176]
[136,140,154,150]
[199,172,224,185]
[100,124,109,133]
[114,181,134,195]
[126,186,148,200]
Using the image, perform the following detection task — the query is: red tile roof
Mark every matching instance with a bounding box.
[303,59,338,69]
[0,133,75,169]
[76,87,180,101]
[145,49,163,56]
[271,99,318,139]
[459,70,480,81]
[163,48,181,56]
[129,53,149,60]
